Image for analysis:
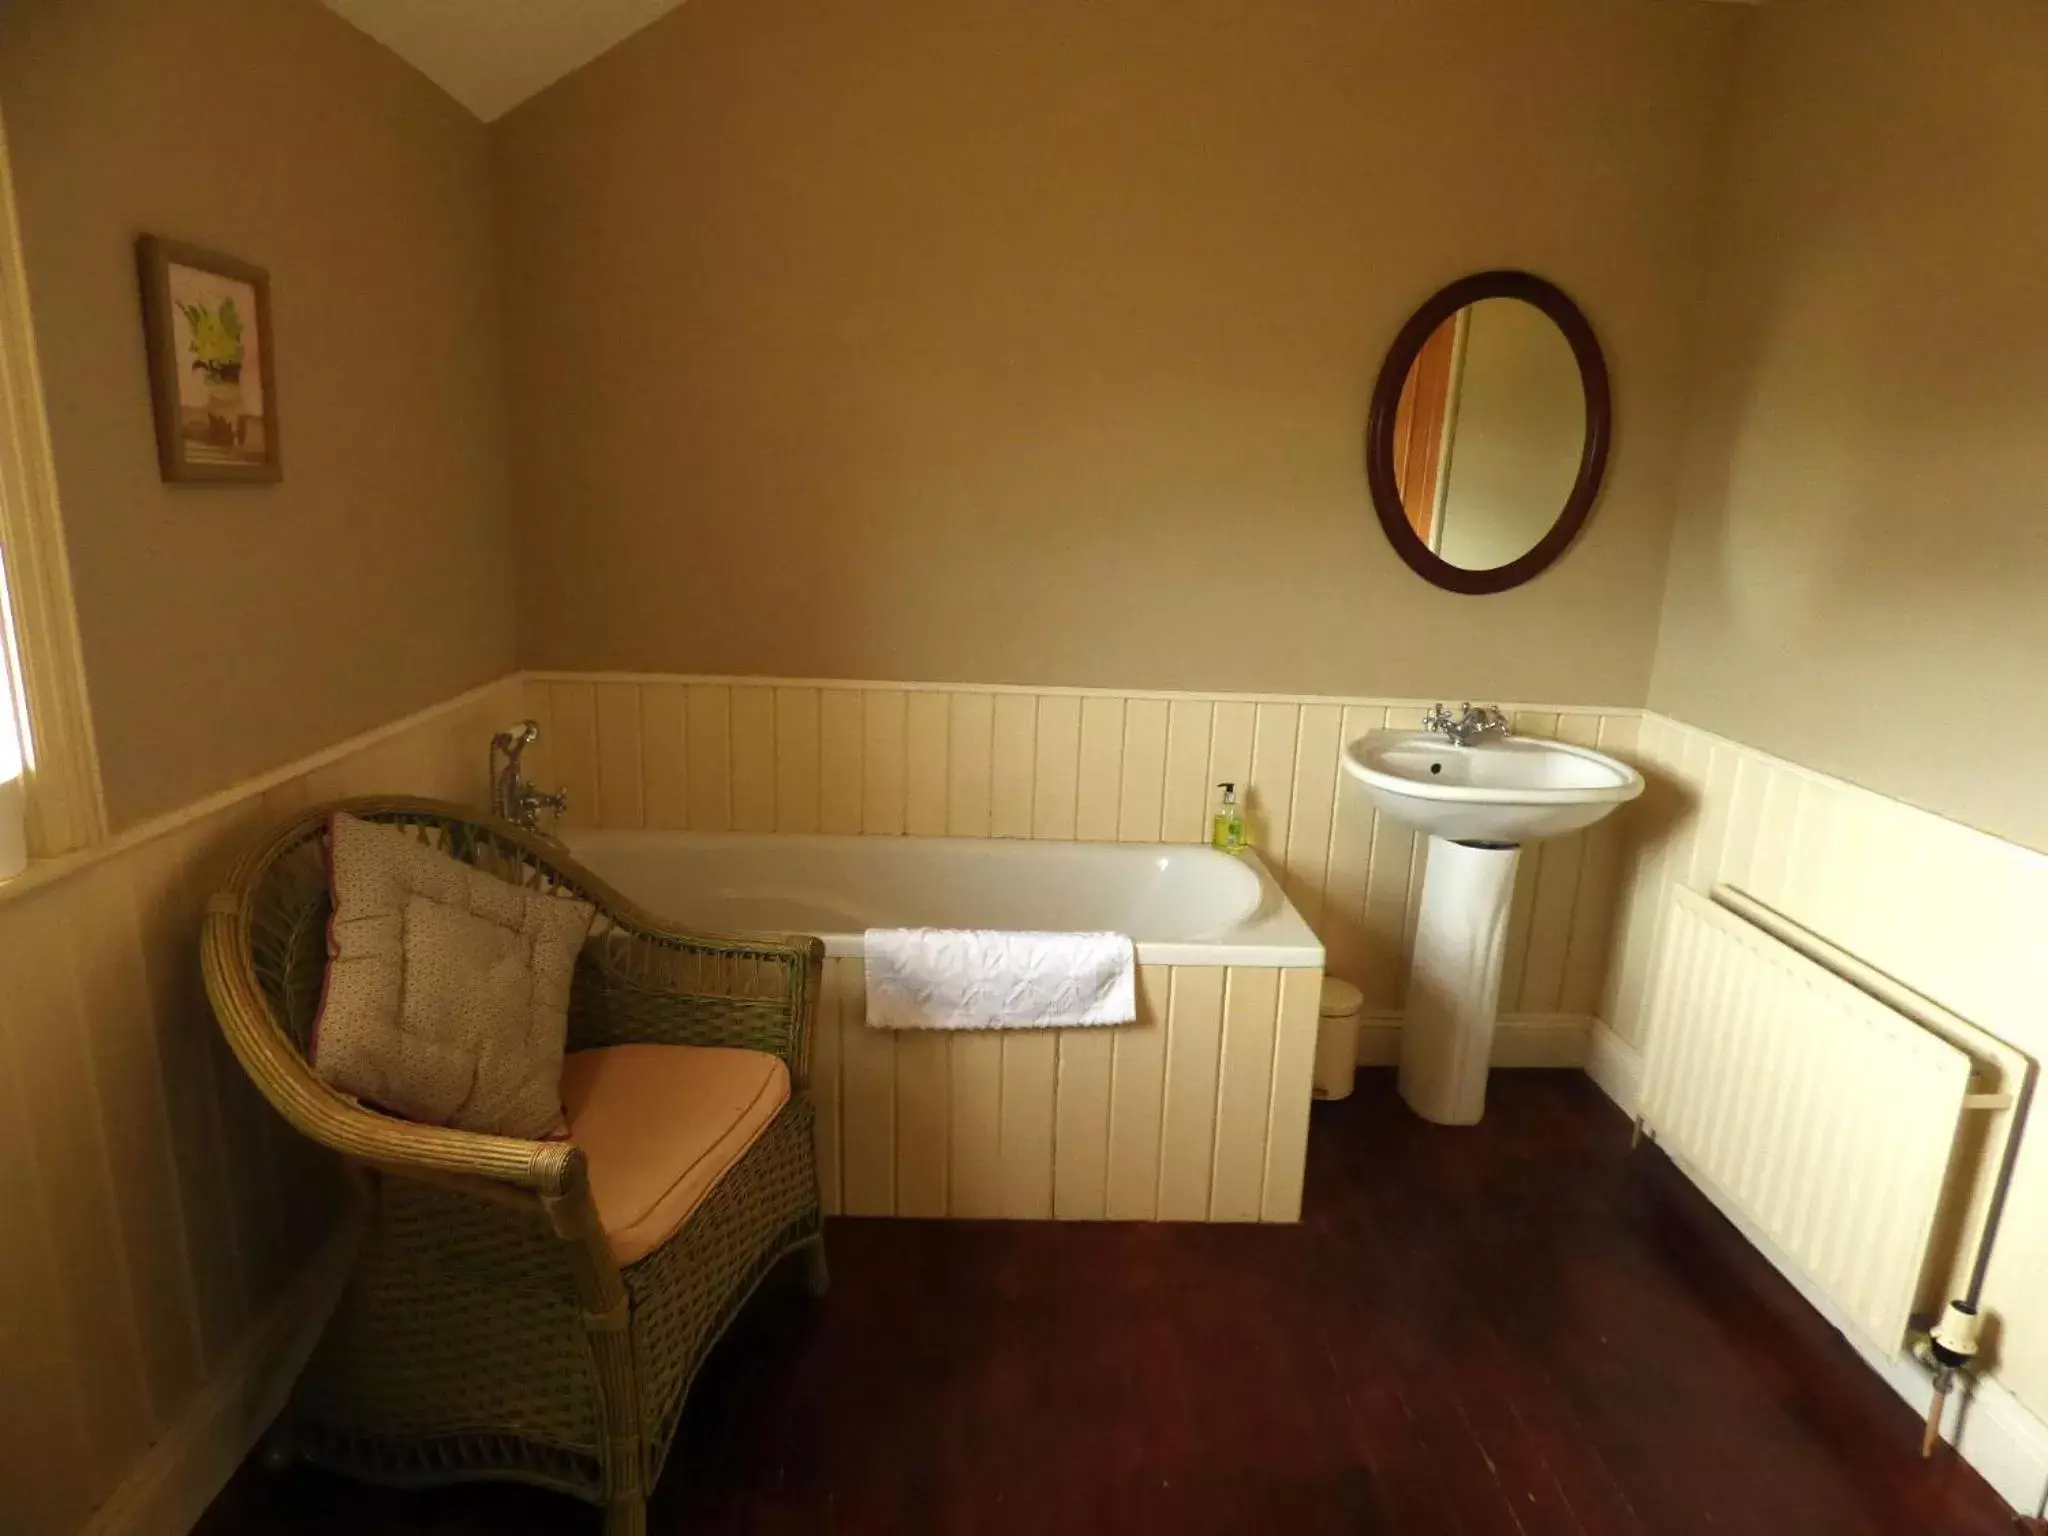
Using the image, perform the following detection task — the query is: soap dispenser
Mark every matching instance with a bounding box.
[1212,783,1247,854]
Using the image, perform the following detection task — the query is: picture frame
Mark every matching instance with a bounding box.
[135,234,281,483]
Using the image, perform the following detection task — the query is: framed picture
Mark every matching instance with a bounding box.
[136,235,281,483]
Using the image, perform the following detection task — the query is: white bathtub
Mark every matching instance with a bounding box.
[564,829,1325,1224]
[564,830,1323,969]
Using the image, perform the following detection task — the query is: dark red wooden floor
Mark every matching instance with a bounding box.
[196,1071,2017,1535]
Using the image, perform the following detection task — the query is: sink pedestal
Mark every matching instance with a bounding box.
[1401,836,1521,1125]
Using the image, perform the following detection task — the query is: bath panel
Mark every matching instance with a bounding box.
[811,957,1319,1224]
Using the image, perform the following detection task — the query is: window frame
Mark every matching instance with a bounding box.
[0,105,104,861]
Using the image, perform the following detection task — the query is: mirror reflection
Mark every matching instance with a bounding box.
[1387,297,1587,572]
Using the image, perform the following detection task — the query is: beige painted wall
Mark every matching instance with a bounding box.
[495,0,1744,704]
[0,0,517,829]
[1650,0,2048,851]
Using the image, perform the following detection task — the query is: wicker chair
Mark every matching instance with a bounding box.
[200,796,828,1536]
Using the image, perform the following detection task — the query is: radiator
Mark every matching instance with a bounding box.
[1640,886,1990,1360]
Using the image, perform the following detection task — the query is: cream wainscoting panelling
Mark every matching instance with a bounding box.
[1599,711,2048,1453]
[521,674,1641,1041]
[0,676,521,1536]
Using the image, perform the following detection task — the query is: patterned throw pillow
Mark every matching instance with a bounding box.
[313,812,596,1138]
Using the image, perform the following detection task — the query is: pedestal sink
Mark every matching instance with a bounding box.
[1341,729,1644,1125]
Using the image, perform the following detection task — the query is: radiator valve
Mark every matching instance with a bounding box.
[1913,1300,1983,1458]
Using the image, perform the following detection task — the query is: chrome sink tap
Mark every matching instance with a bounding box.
[1422,702,1512,748]
[490,721,569,832]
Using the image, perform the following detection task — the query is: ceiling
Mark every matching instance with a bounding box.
[319,0,691,121]
[323,0,1762,125]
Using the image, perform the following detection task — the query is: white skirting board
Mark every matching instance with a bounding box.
[1584,1018,1644,1114]
[80,1219,358,1536]
[1356,1013,1592,1069]
[1583,1023,2048,1519]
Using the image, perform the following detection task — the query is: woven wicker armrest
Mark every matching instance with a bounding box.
[574,920,826,1085]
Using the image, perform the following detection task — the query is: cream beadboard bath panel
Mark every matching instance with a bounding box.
[812,958,1321,1222]
[519,674,1640,1025]
[0,677,522,1536]
[1599,711,2048,1428]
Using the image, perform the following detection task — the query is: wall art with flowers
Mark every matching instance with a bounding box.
[136,235,281,483]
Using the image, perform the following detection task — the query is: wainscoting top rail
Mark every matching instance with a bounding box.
[520,669,1638,721]
[0,675,517,912]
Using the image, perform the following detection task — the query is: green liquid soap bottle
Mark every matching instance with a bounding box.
[1212,782,1247,854]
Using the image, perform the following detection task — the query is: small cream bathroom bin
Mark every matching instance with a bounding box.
[1312,977,1365,1100]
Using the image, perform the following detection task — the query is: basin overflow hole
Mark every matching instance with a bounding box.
[1430,763,1444,775]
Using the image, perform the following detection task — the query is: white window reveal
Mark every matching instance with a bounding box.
[0,105,105,872]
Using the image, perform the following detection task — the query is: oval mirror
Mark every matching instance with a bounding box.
[1365,271,1611,594]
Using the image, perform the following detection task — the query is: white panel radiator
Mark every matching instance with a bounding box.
[1640,886,1979,1360]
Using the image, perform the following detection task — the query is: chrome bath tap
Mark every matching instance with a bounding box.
[490,721,569,832]
[1422,702,1512,748]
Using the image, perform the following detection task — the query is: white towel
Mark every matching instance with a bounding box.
[863,929,1138,1031]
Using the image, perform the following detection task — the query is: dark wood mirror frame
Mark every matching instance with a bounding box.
[1364,270,1611,595]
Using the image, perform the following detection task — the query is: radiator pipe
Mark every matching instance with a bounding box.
[1962,1058,2036,1310]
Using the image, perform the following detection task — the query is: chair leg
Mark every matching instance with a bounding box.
[801,1235,830,1297]
[604,1493,647,1536]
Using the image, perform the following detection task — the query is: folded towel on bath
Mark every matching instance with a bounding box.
[863,929,1138,1031]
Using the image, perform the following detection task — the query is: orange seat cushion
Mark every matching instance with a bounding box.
[560,1044,791,1266]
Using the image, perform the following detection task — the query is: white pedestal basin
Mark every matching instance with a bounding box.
[1343,731,1643,843]
[1341,730,1644,1124]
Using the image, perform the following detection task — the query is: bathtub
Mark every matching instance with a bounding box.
[565,830,1322,968]
[566,830,1326,1224]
